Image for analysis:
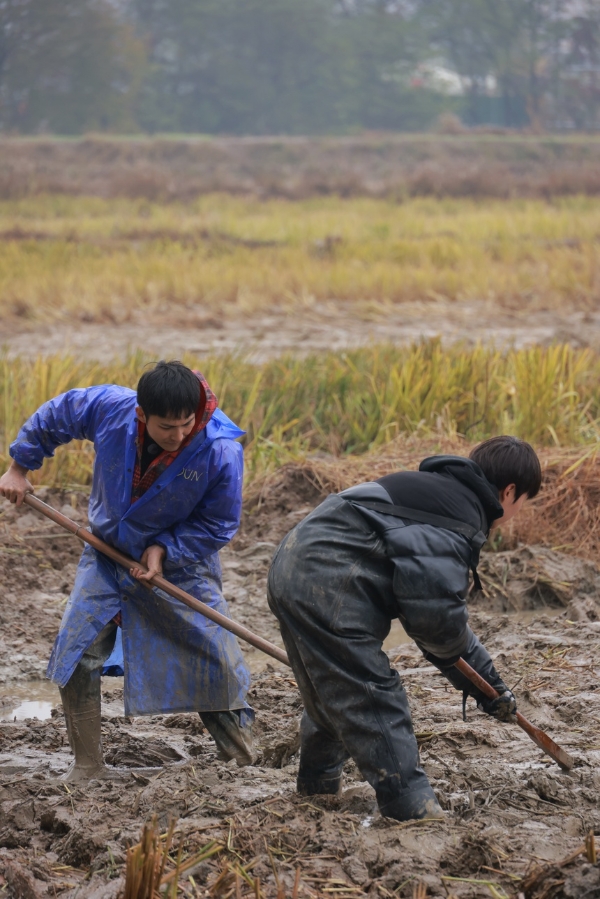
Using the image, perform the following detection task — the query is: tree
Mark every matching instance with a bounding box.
[416,0,600,130]
[339,3,448,131]
[132,0,445,134]
[0,0,146,133]
[555,4,600,130]
[134,0,338,133]
[414,0,522,126]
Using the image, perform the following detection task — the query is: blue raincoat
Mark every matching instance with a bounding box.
[10,385,252,717]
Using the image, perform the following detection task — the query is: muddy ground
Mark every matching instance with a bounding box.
[0,484,599,899]
[3,303,600,363]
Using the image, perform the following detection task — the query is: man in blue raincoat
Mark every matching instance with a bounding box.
[0,361,255,782]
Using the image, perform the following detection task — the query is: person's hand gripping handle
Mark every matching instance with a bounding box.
[130,544,166,583]
[0,461,34,506]
[454,657,574,770]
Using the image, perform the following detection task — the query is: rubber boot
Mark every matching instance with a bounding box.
[297,773,343,797]
[296,710,348,796]
[377,778,445,822]
[199,710,256,767]
[59,662,110,784]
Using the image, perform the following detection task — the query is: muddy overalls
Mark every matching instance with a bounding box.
[267,456,509,821]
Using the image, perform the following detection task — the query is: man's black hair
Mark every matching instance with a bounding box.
[137,361,200,419]
[469,435,541,499]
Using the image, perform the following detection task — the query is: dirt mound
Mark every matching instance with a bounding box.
[237,463,326,549]
[241,440,600,559]
[478,546,600,613]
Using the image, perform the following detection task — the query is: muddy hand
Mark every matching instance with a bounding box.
[478,689,517,723]
[0,461,34,506]
[130,544,165,583]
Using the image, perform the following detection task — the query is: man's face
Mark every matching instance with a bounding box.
[136,406,195,452]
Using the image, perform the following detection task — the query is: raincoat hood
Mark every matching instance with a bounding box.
[185,369,219,436]
[419,455,504,530]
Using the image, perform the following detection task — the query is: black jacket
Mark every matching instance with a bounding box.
[268,455,508,703]
[336,455,506,699]
[340,456,502,659]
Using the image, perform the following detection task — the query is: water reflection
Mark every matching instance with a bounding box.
[0,681,59,722]
[2,700,54,722]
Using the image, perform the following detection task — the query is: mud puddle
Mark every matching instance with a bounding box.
[0,682,58,723]
[0,680,128,724]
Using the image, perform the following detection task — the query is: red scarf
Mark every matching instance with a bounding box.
[130,371,217,504]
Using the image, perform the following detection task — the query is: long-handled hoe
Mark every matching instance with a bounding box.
[22,494,574,771]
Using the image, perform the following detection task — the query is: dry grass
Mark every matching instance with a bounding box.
[1,134,600,201]
[124,816,222,899]
[244,438,600,560]
[1,193,600,325]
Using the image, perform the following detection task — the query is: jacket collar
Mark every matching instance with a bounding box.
[123,428,209,519]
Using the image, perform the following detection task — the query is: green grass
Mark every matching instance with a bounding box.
[2,341,599,488]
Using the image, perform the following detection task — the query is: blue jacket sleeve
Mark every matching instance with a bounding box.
[153,440,243,568]
[9,386,111,471]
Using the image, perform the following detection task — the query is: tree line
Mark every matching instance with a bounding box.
[0,0,598,135]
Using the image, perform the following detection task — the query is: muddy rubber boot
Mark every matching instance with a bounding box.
[199,710,256,767]
[297,710,347,796]
[378,783,445,822]
[59,666,109,784]
[297,773,343,797]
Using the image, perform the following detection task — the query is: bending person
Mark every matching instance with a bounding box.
[0,360,254,781]
[267,437,541,821]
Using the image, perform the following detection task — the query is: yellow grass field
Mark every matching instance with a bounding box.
[1,193,599,326]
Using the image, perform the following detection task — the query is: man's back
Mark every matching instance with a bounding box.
[271,457,501,652]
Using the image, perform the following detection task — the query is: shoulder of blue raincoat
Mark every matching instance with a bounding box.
[205,408,245,442]
[38,384,136,429]
[92,385,137,425]
[55,383,138,441]
[10,383,137,470]
[92,384,137,411]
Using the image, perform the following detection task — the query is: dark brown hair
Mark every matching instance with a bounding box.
[469,436,542,499]
[137,360,200,419]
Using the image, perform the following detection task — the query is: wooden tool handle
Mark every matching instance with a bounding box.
[23,493,290,668]
[455,657,574,771]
